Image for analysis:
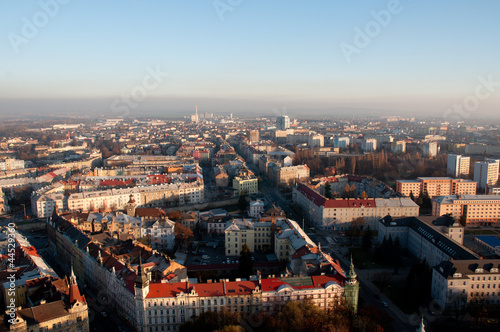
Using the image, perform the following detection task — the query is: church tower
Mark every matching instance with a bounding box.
[416,316,426,332]
[344,256,359,313]
[68,266,87,315]
[135,258,149,329]
[126,194,137,217]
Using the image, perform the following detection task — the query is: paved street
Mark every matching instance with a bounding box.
[241,161,417,331]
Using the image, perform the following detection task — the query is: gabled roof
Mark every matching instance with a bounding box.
[296,184,376,208]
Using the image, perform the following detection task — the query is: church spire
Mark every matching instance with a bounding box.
[344,254,359,313]
[69,265,77,286]
[416,316,426,332]
[68,266,84,305]
[135,257,149,287]
[347,255,357,280]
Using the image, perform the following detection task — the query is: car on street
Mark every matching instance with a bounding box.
[380,301,388,308]
[101,311,108,317]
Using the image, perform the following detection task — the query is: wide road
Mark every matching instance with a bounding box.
[247,164,416,331]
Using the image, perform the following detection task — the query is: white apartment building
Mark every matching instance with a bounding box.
[32,181,204,218]
[391,140,406,153]
[447,154,470,178]
[423,141,438,157]
[248,200,265,218]
[474,159,499,190]
[0,158,25,171]
[361,139,377,152]
[333,137,350,149]
[432,259,500,309]
[276,115,290,130]
[432,195,500,226]
[293,184,419,230]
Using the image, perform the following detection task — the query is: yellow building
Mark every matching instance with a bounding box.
[224,218,316,261]
[396,177,477,198]
[233,174,258,195]
[432,195,500,226]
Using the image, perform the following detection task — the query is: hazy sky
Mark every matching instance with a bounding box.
[1,0,499,118]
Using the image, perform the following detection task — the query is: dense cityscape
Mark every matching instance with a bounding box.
[1,1,500,332]
[0,114,499,332]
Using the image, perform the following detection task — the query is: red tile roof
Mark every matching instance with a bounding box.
[297,185,376,208]
[100,179,134,187]
[146,280,260,299]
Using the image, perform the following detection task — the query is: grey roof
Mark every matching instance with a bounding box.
[379,215,477,261]
[434,259,500,279]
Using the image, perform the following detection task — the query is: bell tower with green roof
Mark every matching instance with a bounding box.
[344,256,359,313]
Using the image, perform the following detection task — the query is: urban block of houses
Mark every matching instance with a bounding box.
[293,184,419,230]
[132,259,359,331]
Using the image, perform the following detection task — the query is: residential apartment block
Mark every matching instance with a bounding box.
[293,184,419,230]
[0,158,24,171]
[423,141,438,157]
[396,177,477,198]
[268,164,310,187]
[474,159,500,190]
[447,154,470,178]
[32,179,204,218]
[432,195,500,226]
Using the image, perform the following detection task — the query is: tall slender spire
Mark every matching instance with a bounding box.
[69,265,77,286]
[347,255,357,280]
[68,265,84,305]
[416,316,425,332]
[135,257,149,287]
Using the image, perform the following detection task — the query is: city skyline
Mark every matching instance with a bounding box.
[1,1,499,119]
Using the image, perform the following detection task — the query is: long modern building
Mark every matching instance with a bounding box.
[293,184,419,230]
[432,195,500,226]
[396,177,477,198]
[447,154,470,178]
[378,215,478,269]
[474,159,499,190]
